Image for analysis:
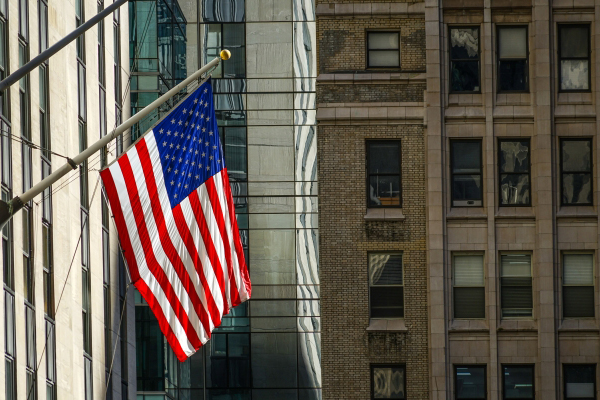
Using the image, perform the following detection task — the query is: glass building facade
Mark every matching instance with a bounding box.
[130,0,319,398]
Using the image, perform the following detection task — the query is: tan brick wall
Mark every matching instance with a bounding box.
[318,124,428,399]
[317,17,426,74]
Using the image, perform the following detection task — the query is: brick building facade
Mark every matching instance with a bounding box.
[316,3,429,399]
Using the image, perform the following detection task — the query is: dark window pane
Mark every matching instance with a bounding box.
[504,366,533,399]
[369,143,400,174]
[373,366,405,399]
[562,173,592,205]
[456,366,486,399]
[561,26,589,58]
[450,28,479,59]
[452,175,482,202]
[501,278,533,318]
[251,333,297,388]
[562,140,591,172]
[451,61,480,92]
[564,286,594,318]
[5,358,14,400]
[452,142,481,173]
[565,365,595,399]
[229,334,250,388]
[500,174,530,205]
[369,176,400,207]
[561,60,589,91]
[370,287,404,318]
[499,60,527,91]
[500,141,529,173]
[370,254,402,285]
[454,287,485,319]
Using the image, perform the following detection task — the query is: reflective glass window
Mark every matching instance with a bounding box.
[563,253,594,318]
[367,32,400,68]
[561,138,592,205]
[503,365,533,399]
[453,254,485,319]
[369,253,403,318]
[450,27,480,92]
[455,365,486,400]
[372,365,405,399]
[39,0,48,52]
[5,356,14,400]
[451,140,482,206]
[499,139,530,206]
[497,27,528,92]
[565,365,595,400]
[203,24,245,78]
[559,25,590,91]
[18,0,27,40]
[500,254,532,318]
[367,141,401,207]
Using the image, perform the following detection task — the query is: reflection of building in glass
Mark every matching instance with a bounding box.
[129,0,187,139]
[131,0,319,397]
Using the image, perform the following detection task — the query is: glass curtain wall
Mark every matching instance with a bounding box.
[131,0,319,397]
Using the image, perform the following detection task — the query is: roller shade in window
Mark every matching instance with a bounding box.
[501,254,532,318]
[563,254,594,318]
[453,255,485,319]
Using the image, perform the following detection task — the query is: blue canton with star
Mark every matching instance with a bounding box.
[153,79,225,208]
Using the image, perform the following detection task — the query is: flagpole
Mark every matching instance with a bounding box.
[0,50,232,229]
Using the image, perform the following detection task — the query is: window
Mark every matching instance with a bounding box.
[0,14,9,117]
[102,195,111,365]
[450,27,480,92]
[455,365,486,400]
[84,356,93,400]
[25,304,36,400]
[451,140,482,207]
[18,0,27,41]
[503,365,534,400]
[369,253,403,319]
[81,210,92,354]
[367,141,401,207]
[75,0,84,60]
[500,254,532,318]
[77,62,86,121]
[203,23,245,78]
[499,139,530,206]
[39,0,48,52]
[45,320,56,400]
[559,25,590,91]
[497,26,528,92]
[561,138,592,206]
[564,365,595,400]
[371,364,405,399]
[23,206,33,303]
[206,333,251,389]
[4,290,15,400]
[2,189,12,289]
[367,32,400,68]
[453,254,485,319]
[563,253,594,318]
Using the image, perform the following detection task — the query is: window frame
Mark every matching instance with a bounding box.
[562,252,595,319]
[502,364,534,400]
[498,138,531,207]
[564,364,596,400]
[452,252,486,320]
[450,139,483,207]
[370,363,406,400]
[366,140,402,208]
[560,137,593,207]
[499,253,533,319]
[558,24,592,93]
[455,364,487,400]
[496,25,529,93]
[366,30,401,69]
[368,252,404,320]
[449,25,481,94]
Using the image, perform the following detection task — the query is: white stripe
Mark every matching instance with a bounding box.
[145,133,216,335]
[212,171,248,301]
[178,195,226,321]
[126,140,207,343]
[198,183,232,310]
[108,157,195,356]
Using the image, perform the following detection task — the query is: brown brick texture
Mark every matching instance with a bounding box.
[318,124,428,399]
[317,17,426,74]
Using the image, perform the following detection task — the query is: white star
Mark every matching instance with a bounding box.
[187,135,191,139]
[202,128,206,132]
[209,155,213,160]
[199,100,203,105]
[188,173,191,178]
[206,166,210,171]
[163,141,167,147]
[178,120,182,126]
[167,167,172,172]
[213,145,217,149]
[191,161,195,166]
[182,146,187,151]
[204,103,208,108]
[189,109,193,115]
[184,184,188,189]
[174,132,178,137]
[179,158,183,163]
[199,163,202,168]
[195,175,200,179]
[164,154,169,160]
[170,180,174,186]
[191,124,195,129]
[174,194,178,198]
[195,111,199,117]
[194,98,198,104]
[178,183,181,187]
[202,152,206,157]
[171,118,176,124]
[209,131,213,136]
[185,160,189,164]
[195,150,199,155]
[206,117,210,121]
[204,89,208,93]
[201,114,204,119]
[171,155,176,160]
[184,122,189,127]
[170,144,174,149]
[217,159,221,164]
[183,108,187,114]
[196,126,200,130]
[176,144,180,150]
[159,128,164,134]
[205,142,209,146]
[174,169,178,175]
[167,130,171,135]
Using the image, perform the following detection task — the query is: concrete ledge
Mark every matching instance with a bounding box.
[367,318,408,332]
[317,105,424,122]
[317,72,426,84]
[316,2,424,16]
[443,0,484,8]
[364,208,406,221]
[558,319,599,332]
[449,319,489,332]
[490,0,532,8]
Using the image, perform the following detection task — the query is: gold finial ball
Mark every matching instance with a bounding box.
[220,49,231,60]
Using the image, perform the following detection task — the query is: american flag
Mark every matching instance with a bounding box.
[100,79,251,361]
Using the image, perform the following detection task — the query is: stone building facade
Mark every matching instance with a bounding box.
[316,2,429,399]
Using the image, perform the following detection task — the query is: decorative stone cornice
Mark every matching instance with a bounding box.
[316,2,424,16]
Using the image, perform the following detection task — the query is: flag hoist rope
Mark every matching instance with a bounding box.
[0,50,232,228]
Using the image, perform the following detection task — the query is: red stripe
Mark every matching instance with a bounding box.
[187,189,229,315]
[136,140,212,341]
[118,153,202,350]
[221,169,252,301]
[101,168,189,361]
[204,177,241,306]
[172,204,222,328]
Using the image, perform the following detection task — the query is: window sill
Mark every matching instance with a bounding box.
[446,208,487,220]
[558,318,599,332]
[449,319,489,332]
[367,318,408,332]
[495,207,535,220]
[364,208,405,221]
[497,319,537,332]
[556,206,597,219]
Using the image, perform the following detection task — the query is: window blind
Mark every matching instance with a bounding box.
[454,255,484,286]
[563,254,593,285]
